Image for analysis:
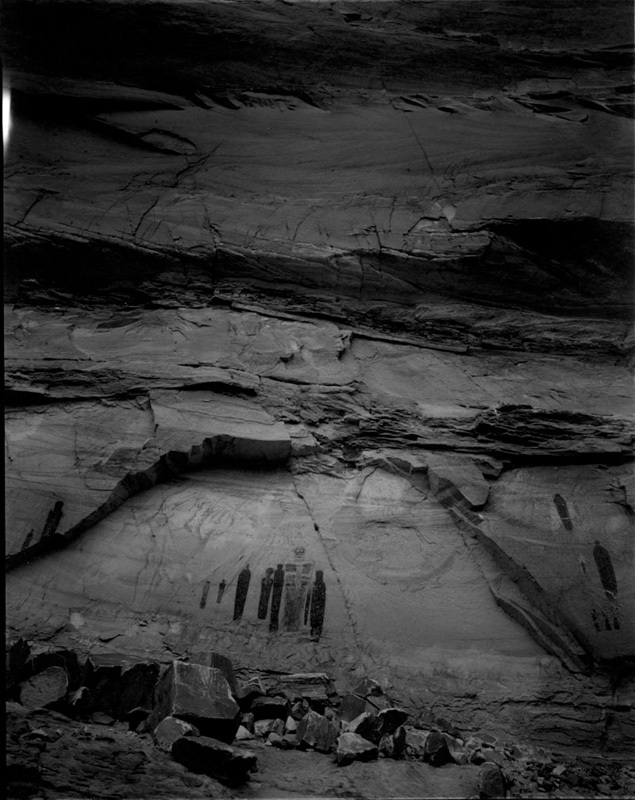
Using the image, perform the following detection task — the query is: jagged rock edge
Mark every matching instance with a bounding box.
[5,432,291,572]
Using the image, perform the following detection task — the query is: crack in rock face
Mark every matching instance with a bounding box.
[3,0,634,793]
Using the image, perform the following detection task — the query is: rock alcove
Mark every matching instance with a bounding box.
[3,0,634,797]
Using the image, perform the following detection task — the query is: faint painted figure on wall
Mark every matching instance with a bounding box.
[553,494,573,532]
[42,500,64,538]
[200,580,211,609]
[593,541,618,597]
[258,568,275,619]
[216,579,226,604]
[590,541,620,631]
[283,571,306,631]
[309,570,326,640]
[233,564,252,620]
[21,529,35,550]
[304,585,312,625]
[269,564,285,632]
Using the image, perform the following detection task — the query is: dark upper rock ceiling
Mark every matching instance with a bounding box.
[3,0,634,750]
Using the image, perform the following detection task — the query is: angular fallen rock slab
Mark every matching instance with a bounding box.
[339,693,367,722]
[352,678,383,697]
[376,707,409,737]
[443,732,468,765]
[345,711,380,744]
[153,715,199,751]
[275,673,337,706]
[297,709,339,753]
[479,761,507,798]
[19,666,68,710]
[171,735,257,784]
[235,725,255,741]
[190,652,237,695]
[404,726,430,758]
[82,655,160,720]
[425,730,452,766]
[251,695,289,720]
[254,718,285,738]
[379,725,407,759]
[336,732,379,766]
[149,661,240,743]
[236,678,266,711]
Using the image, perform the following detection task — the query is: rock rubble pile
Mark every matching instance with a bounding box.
[7,640,635,799]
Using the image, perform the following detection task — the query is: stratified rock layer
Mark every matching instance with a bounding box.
[3,0,634,762]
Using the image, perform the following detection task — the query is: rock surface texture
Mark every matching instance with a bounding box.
[3,0,634,796]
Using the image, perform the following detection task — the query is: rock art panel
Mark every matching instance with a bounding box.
[483,465,635,660]
[3,0,634,763]
[4,391,291,565]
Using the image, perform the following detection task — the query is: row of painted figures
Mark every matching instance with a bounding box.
[200,564,327,639]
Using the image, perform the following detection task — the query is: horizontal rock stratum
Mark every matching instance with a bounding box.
[3,0,634,763]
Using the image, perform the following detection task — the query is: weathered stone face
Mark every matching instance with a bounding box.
[297,709,340,753]
[148,662,240,743]
[153,716,199,752]
[336,732,379,766]
[170,735,257,784]
[19,667,69,710]
[3,0,634,763]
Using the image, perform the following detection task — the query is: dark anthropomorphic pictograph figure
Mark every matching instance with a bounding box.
[269,564,285,632]
[553,493,573,532]
[310,570,326,639]
[304,585,312,625]
[283,574,305,631]
[258,567,274,619]
[199,580,211,609]
[593,541,618,597]
[216,579,226,604]
[233,564,252,620]
[592,540,620,630]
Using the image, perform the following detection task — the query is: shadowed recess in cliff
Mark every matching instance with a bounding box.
[5,392,291,570]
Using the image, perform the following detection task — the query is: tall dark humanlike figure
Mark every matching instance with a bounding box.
[593,541,618,597]
[283,576,305,630]
[199,580,211,609]
[310,570,326,639]
[217,580,226,604]
[233,564,252,620]
[258,568,274,619]
[304,586,312,625]
[269,564,285,632]
[553,494,573,532]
